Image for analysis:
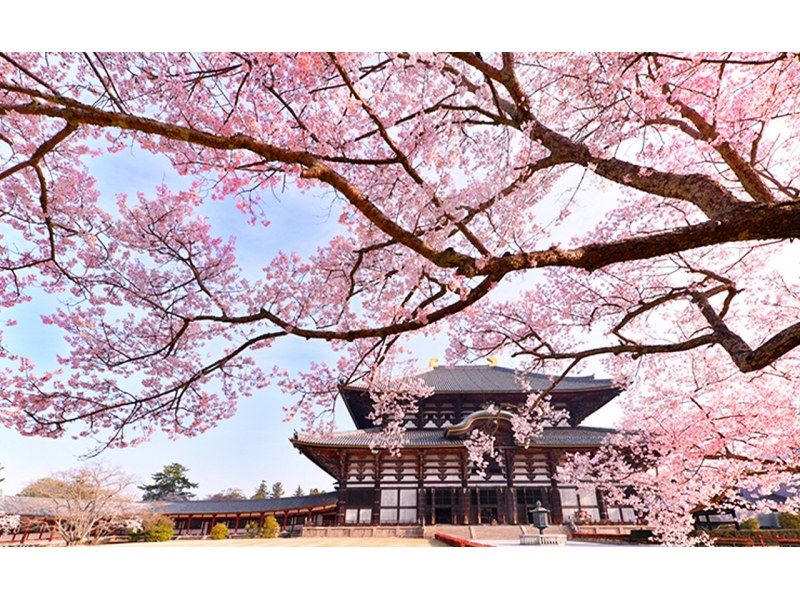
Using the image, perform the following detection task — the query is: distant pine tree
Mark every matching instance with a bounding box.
[138,463,198,501]
[251,480,269,500]
[271,482,284,499]
[293,485,304,497]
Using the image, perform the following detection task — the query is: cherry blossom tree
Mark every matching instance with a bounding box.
[557,348,800,544]
[464,427,499,479]
[31,463,137,545]
[0,512,21,535]
[2,52,800,542]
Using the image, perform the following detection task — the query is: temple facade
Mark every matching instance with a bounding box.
[292,365,638,528]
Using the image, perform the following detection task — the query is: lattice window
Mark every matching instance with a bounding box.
[559,487,600,522]
[379,489,417,524]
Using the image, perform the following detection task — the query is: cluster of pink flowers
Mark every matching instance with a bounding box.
[0,513,21,533]
[1,53,799,542]
[464,428,499,478]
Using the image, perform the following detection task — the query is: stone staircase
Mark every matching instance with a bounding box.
[573,524,645,536]
[471,524,567,540]
[426,524,567,541]
[302,525,424,538]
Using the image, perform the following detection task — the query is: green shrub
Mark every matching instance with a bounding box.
[715,523,736,532]
[629,529,654,543]
[778,511,800,530]
[142,515,175,542]
[739,518,760,531]
[261,515,280,539]
[210,523,229,540]
[127,530,143,542]
[244,521,260,538]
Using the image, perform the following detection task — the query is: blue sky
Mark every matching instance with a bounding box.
[0,143,618,498]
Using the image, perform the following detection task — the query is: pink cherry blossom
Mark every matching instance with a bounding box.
[1,53,800,542]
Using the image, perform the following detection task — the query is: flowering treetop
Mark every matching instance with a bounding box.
[2,53,800,542]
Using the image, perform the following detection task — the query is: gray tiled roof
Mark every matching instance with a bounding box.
[0,495,138,517]
[0,495,60,517]
[293,426,615,448]
[0,492,338,517]
[157,492,338,515]
[344,365,615,394]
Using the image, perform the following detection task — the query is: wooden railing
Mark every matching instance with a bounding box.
[0,526,57,545]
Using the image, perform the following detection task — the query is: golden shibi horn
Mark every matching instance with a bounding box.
[487,356,498,367]
[428,357,440,368]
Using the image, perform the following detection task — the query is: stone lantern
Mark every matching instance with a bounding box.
[530,501,549,535]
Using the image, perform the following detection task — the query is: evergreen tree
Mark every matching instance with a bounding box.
[270,482,284,499]
[308,488,321,496]
[251,480,269,499]
[293,485,304,497]
[261,515,280,539]
[138,463,198,501]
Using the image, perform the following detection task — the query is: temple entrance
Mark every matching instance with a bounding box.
[426,488,458,524]
[435,506,452,524]
[472,488,501,524]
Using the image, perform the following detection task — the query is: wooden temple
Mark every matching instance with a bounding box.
[292,365,637,527]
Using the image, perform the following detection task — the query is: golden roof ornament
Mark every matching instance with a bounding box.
[428,357,439,368]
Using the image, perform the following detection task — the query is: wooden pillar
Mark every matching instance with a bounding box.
[550,487,563,524]
[337,452,349,526]
[504,449,517,525]
[234,514,240,535]
[596,488,609,522]
[259,512,265,529]
[417,452,426,524]
[546,451,563,524]
[460,450,470,525]
[283,511,289,530]
[507,488,518,525]
[336,496,346,526]
[371,452,382,525]
[186,515,193,536]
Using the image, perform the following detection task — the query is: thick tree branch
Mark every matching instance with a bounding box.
[692,292,800,372]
